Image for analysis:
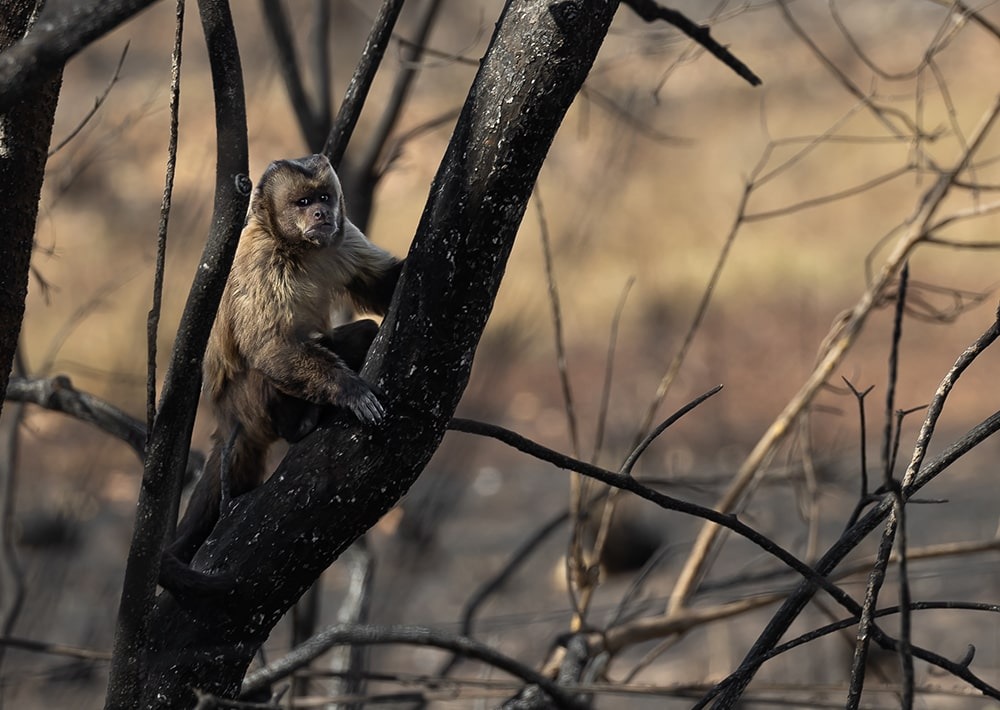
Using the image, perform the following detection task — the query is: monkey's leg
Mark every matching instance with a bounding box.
[158,443,231,603]
[159,432,266,604]
[166,429,264,563]
[318,318,379,372]
[166,444,224,565]
[269,393,320,444]
[218,422,243,510]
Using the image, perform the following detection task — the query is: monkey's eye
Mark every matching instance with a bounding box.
[296,197,312,207]
[318,193,331,202]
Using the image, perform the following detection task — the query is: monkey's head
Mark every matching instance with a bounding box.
[251,154,347,249]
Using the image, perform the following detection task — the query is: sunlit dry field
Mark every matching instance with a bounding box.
[5,1,1000,707]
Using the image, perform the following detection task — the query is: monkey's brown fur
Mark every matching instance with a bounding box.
[164,154,402,576]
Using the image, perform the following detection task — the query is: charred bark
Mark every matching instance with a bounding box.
[140,0,620,706]
[0,1,61,427]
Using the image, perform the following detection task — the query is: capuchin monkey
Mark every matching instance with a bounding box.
[159,154,402,598]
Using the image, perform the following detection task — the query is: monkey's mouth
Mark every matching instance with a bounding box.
[304,223,339,246]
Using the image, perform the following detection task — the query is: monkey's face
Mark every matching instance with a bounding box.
[289,188,342,247]
[253,155,347,249]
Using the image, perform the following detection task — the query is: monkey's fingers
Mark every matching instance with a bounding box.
[345,388,385,424]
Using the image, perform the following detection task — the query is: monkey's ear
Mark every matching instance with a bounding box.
[249,184,269,220]
[310,154,333,170]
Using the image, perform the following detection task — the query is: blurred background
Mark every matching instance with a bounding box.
[4,0,1000,707]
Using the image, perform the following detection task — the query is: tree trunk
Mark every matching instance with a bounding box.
[0,0,61,420]
[103,0,250,707]
[140,0,621,706]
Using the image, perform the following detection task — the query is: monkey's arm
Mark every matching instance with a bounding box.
[343,219,403,315]
[268,320,380,441]
[252,335,384,423]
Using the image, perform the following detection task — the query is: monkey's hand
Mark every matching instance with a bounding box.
[337,376,385,424]
[255,339,386,424]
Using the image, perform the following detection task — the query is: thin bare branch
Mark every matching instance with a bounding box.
[622,0,762,86]
[709,309,1000,708]
[0,634,111,662]
[147,0,184,439]
[777,0,920,140]
[357,0,444,181]
[328,542,375,710]
[742,601,1000,700]
[48,43,129,156]
[841,378,875,528]
[0,348,27,684]
[260,0,324,152]
[604,593,784,653]
[632,179,747,454]
[241,624,588,710]
[623,385,723,476]
[533,185,589,629]
[882,262,908,483]
[591,277,634,464]
[927,0,1000,40]
[928,198,1000,232]
[6,374,145,458]
[744,163,914,222]
[580,86,691,145]
[323,0,406,169]
[448,417,862,617]
[536,188,580,458]
[310,0,332,135]
[669,93,1000,617]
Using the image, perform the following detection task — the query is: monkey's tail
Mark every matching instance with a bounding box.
[158,549,237,608]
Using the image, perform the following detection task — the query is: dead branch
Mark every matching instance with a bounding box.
[48,42,129,157]
[241,624,588,710]
[622,0,762,86]
[147,0,184,439]
[448,417,860,616]
[6,375,145,458]
[104,0,250,705]
[259,0,327,151]
[357,0,445,183]
[0,634,111,662]
[322,0,405,169]
[669,94,1000,618]
[0,0,156,112]
[708,308,1000,707]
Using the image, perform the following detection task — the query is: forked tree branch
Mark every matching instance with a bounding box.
[139,2,620,706]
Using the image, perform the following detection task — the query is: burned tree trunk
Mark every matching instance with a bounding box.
[140,0,620,706]
[0,0,61,422]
